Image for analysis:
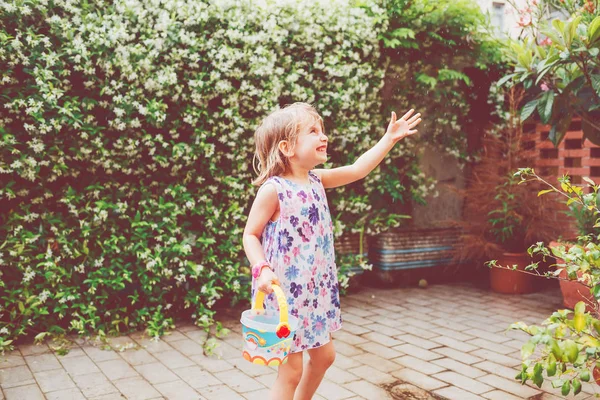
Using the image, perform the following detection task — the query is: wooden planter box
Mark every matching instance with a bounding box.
[366,227,461,286]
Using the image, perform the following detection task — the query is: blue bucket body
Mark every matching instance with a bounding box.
[240,310,298,366]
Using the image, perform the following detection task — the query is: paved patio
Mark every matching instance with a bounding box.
[0,282,597,400]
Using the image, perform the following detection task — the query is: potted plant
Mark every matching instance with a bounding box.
[493,168,600,397]
[454,86,562,294]
[550,190,600,310]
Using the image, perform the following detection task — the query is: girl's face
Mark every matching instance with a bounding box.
[289,121,328,169]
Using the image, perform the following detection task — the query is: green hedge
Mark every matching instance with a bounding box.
[0,0,502,351]
[0,0,391,350]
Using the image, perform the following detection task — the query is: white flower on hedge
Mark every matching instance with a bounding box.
[21,267,36,283]
[38,290,51,303]
[94,257,104,268]
[23,213,39,222]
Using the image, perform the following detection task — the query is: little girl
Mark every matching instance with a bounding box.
[243,102,421,400]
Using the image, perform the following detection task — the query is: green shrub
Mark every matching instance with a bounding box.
[0,0,387,352]
[0,0,503,353]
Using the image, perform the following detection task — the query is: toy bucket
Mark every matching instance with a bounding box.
[240,282,299,366]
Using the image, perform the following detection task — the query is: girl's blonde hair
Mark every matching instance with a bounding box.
[252,102,324,186]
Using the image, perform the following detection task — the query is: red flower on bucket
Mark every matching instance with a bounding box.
[277,323,291,338]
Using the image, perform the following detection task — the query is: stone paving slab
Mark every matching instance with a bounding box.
[1,282,599,399]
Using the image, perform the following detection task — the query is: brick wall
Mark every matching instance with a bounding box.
[521,118,599,239]
[522,119,600,186]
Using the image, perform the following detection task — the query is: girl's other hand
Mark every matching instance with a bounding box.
[385,109,421,143]
[256,267,278,294]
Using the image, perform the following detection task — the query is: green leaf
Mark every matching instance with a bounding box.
[562,380,571,396]
[522,342,535,360]
[416,73,437,89]
[547,354,557,376]
[552,19,566,38]
[588,16,600,44]
[542,29,565,50]
[390,28,415,39]
[573,378,581,396]
[581,369,591,382]
[521,99,538,121]
[591,75,600,97]
[593,284,600,300]
[537,91,555,124]
[567,16,582,47]
[438,69,471,85]
[497,73,517,87]
[532,363,544,387]
[552,379,565,388]
[549,96,573,146]
[583,113,600,146]
[567,197,578,206]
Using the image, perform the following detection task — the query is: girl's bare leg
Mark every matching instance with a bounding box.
[294,338,336,400]
[270,351,303,400]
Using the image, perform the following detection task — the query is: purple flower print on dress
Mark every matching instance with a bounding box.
[290,282,303,298]
[307,279,315,294]
[312,315,327,335]
[277,229,293,253]
[285,265,299,280]
[278,193,284,201]
[327,310,336,319]
[312,188,320,201]
[312,298,319,308]
[330,284,340,308]
[297,221,314,243]
[316,235,331,254]
[303,317,310,329]
[304,330,314,343]
[308,203,319,225]
[290,215,299,227]
[297,190,308,203]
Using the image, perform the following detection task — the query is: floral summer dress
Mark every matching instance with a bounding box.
[252,171,343,353]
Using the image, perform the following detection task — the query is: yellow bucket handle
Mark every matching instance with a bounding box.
[253,280,292,339]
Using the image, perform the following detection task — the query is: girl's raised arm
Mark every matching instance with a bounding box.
[315,109,421,189]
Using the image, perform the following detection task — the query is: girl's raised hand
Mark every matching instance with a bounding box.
[385,109,421,143]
